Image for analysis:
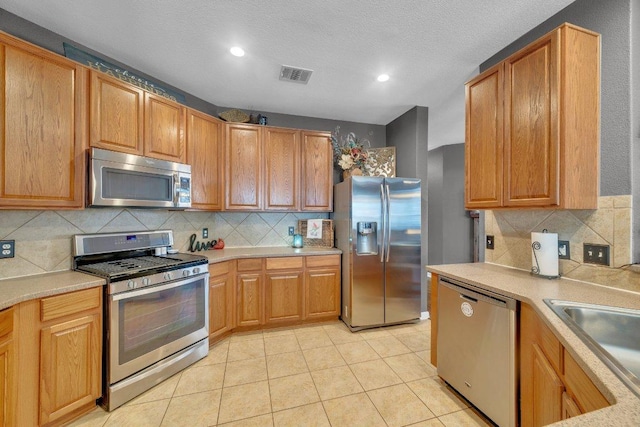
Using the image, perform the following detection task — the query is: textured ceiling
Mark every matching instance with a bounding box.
[0,0,575,148]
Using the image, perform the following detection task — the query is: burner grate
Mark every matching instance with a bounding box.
[79,256,182,276]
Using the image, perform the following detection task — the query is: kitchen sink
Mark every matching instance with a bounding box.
[544,299,640,398]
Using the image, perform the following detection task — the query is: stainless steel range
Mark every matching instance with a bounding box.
[73,230,209,411]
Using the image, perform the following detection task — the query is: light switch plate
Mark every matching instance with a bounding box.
[486,235,494,250]
[558,240,570,260]
[583,243,610,266]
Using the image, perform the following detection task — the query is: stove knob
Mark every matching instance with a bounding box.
[193,267,201,274]
[164,272,172,280]
[183,270,191,277]
[142,278,150,286]
[127,280,136,289]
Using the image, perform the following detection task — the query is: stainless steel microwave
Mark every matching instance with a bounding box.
[90,148,191,208]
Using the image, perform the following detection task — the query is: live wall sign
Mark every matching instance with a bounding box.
[63,42,186,103]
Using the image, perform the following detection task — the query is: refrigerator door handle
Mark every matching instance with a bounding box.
[385,184,391,262]
[380,183,386,263]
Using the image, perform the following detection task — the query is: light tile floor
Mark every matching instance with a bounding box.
[69,320,494,427]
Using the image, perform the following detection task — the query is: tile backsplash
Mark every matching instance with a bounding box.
[484,195,639,293]
[0,209,328,280]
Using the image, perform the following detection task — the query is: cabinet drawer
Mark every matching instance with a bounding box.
[306,255,340,268]
[0,306,13,339]
[266,257,303,270]
[210,261,231,277]
[237,258,263,272]
[41,287,101,322]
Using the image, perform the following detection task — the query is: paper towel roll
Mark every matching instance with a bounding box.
[531,231,559,278]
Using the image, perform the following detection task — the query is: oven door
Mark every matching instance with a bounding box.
[109,274,209,384]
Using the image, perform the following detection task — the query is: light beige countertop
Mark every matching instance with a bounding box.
[426,262,640,426]
[0,247,341,311]
[0,271,105,311]
[199,246,341,263]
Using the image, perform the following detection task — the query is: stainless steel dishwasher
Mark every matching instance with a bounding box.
[437,276,517,427]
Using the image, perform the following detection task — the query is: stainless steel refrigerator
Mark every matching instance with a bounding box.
[333,176,422,330]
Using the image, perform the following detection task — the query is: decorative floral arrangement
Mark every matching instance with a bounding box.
[331,126,370,172]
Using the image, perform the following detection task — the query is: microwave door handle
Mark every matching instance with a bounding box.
[173,173,180,207]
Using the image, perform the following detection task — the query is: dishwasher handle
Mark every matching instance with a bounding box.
[439,277,516,310]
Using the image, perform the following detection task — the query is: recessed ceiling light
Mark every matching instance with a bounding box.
[377,74,390,82]
[230,46,245,57]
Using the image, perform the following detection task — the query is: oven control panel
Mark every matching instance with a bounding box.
[109,263,209,295]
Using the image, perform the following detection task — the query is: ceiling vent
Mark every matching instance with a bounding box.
[279,65,313,84]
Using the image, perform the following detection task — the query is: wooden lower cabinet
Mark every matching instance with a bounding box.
[266,271,303,323]
[305,255,340,319]
[0,308,15,426]
[520,302,609,426]
[237,273,264,327]
[209,261,235,341]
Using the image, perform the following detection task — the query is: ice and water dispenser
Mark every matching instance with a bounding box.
[356,222,378,255]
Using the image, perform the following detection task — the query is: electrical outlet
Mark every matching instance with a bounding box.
[288,226,295,236]
[558,240,570,260]
[202,228,208,239]
[583,243,610,266]
[0,240,15,259]
[486,235,494,250]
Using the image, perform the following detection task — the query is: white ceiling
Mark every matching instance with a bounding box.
[0,0,575,149]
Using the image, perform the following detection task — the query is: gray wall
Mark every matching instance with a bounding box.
[480,0,637,262]
[386,107,429,312]
[427,144,473,266]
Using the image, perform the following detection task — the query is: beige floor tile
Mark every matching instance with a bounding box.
[367,335,412,357]
[262,326,296,338]
[218,413,274,426]
[66,406,111,427]
[229,330,264,342]
[386,322,420,336]
[397,331,430,351]
[322,323,364,345]
[413,320,431,332]
[384,353,437,382]
[103,399,170,427]
[269,372,320,412]
[322,393,386,426]
[438,408,493,426]
[407,377,469,416]
[160,390,222,427]
[302,346,346,371]
[225,358,268,387]
[335,340,380,364]
[407,419,445,426]
[264,334,301,355]
[349,359,403,391]
[217,381,272,424]
[272,402,330,427]
[266,351,309,379]
[195,340,230,366]
[367,383,436,427]
[228,339,266,362]
[294,329,333,350]
[358,328,392,340]
[310,365,363,400]
[415,350,432,364]
[125,372,181,406]
[173,363,226,396]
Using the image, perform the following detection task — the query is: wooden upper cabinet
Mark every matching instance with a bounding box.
[89,70,186,162]
[225,124,262,210]
[465,23,600,209]
[90,71,143,154]
[0,35,87,209]
[465,64,503,208]
[144,93,186,162]
[300,131,333,211]
[187,109,224,210]
[264,127,299,210]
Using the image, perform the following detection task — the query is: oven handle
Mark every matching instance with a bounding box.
[111,273,210,301]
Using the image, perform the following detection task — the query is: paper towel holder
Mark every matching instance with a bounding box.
[531,229,560,279]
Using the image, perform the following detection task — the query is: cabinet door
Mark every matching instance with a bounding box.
[266,271,303,323]
[465,64,503,209]
[225,124,262,210]
[503,29,559,207]
[237,273,264,327]
[187,109,224,210]
[0,40,86,208]
[209,263,235,341]
[90,71,144,154]
[561,391,582,420]
[300,131,333,211]
[39,313,101,425]
[305,267,340,319]
[264,128,299,210]
[0,340,13,427]
[144,93,186,162]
